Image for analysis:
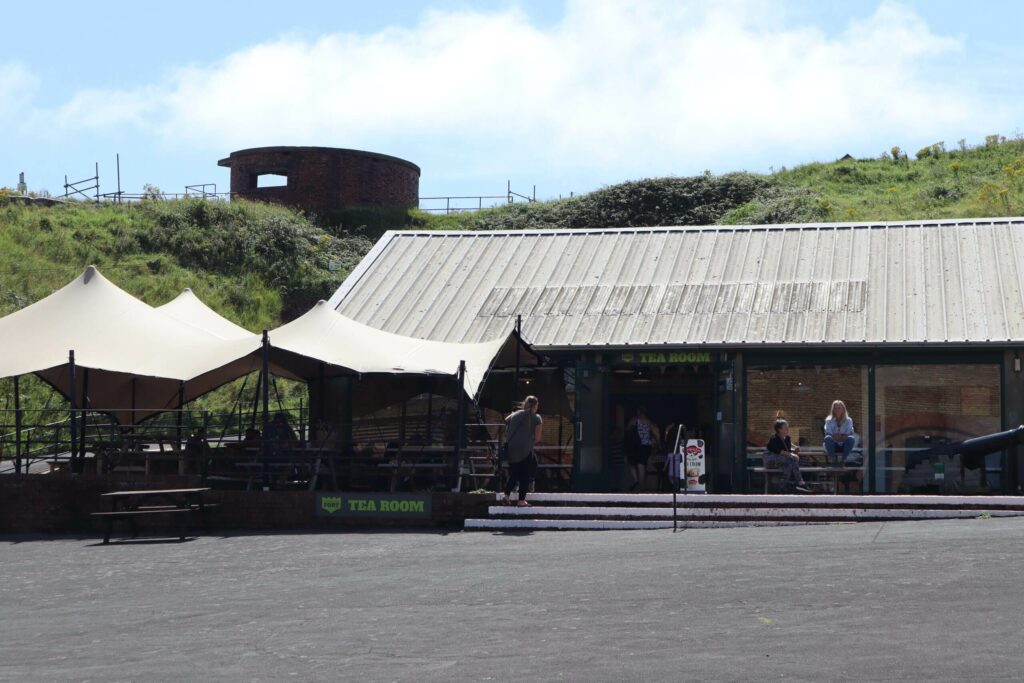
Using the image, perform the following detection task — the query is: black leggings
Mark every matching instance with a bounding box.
[504,453,538,500]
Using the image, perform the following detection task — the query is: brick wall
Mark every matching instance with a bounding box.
[747,366,868,447]
[746,363,1001,447]
[219,146,420,212]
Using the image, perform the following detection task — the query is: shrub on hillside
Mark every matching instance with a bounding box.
[441,173,768,231]
[135,199,373,316]
[717,186,834,225]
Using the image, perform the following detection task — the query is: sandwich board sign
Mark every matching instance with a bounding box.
[684,439,707,493]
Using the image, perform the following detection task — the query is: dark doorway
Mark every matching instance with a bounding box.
[609,365,714,491]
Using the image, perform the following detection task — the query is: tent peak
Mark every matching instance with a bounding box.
[83,265,99,283]
[182,287,194,294]
[315,300,328,307]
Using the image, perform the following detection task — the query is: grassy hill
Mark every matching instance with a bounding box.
[0,197,373,419]
[1,134,1023,424]
[414,135,1024,231]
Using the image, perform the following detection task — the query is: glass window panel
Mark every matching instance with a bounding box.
[746,365,868,493]
[876,364,1001,494]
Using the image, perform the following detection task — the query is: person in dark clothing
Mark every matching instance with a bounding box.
[625,406,659,491]
[502,395,543,507]
[766,418,811,494]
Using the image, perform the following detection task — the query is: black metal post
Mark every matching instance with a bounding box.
[177,380,185,452]
[68,351,78,472]
[868,363,876,494]
[455,360,467,492]
[426,378,434,443]
[672,426,685,533]
[13,375,22,475]
[130,377,137,429]
[79,368,89,472]
[261,330,271,489]
[513,314,522,411]
[317,362,326,421]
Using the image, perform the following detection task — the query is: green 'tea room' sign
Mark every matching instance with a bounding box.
[618,351,711,365]
[316,493,432,518]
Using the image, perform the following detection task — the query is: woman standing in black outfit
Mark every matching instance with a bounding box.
[501,396,543,506]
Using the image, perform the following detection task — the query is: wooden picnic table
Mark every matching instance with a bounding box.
[377,447,456,492]
[92,487,212,543]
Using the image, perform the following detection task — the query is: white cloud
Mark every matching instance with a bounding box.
[0,62,39,117]
[19,1,1011,178]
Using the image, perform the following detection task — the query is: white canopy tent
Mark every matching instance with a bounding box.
[265,300,530,400]
[0,268,533,440]
[157,289,255,341]
[0,266,261,423]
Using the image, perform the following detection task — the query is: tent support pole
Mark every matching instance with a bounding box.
[68,351,78,473]
[177,381,185,452]
[79,368,89,472]
[455,360,467,492]
[261,330,271,489]
[513,314,522,411]
[130,377,137,430]
[14,375,22,475]
[317,362,325,421]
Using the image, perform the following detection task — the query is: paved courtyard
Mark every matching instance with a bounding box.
[3,518,1023,681]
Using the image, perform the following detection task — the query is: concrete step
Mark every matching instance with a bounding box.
[464,518,819,531]
[491,492,1024,510]
[485,505,1024,521]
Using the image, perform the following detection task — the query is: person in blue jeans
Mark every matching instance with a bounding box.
[823,400,855,465]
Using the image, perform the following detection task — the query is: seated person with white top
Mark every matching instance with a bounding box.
[823,400,855,466]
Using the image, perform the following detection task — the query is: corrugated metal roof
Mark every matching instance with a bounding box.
[328,218,1024,349]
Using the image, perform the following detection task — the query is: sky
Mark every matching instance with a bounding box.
[1,0,1023,205]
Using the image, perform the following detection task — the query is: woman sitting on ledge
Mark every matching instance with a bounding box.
[823,400,855,466]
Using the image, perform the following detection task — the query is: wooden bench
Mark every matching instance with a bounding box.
[747,447,863,494]
[91,488,212,544]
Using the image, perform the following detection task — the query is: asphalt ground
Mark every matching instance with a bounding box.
[3,518,1023,682]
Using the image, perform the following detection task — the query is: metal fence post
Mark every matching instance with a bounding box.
[14,375,22,475]
[455,360,467,491]
[68,351,77,473]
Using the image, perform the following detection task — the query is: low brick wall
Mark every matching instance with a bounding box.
[0,475,492,535]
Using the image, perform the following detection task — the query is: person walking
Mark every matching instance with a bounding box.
[823,400,855,466]
[625,406,659,491]
[501,396,543,507]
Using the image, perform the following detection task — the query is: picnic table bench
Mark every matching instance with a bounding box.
[747,446,863,494]
[91,488,213,543]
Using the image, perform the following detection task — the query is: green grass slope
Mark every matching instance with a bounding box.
[0,197,373,420]
[0,197,373,323]
[415,136,1024,231]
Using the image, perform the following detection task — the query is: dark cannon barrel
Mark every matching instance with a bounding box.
[957,425,1024,458]
[923,425,1024,470]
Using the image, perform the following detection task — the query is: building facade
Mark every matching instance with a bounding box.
[329,219,1024,494]
[218,146,420,212]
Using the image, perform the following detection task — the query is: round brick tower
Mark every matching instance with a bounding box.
[217,146,420,212]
